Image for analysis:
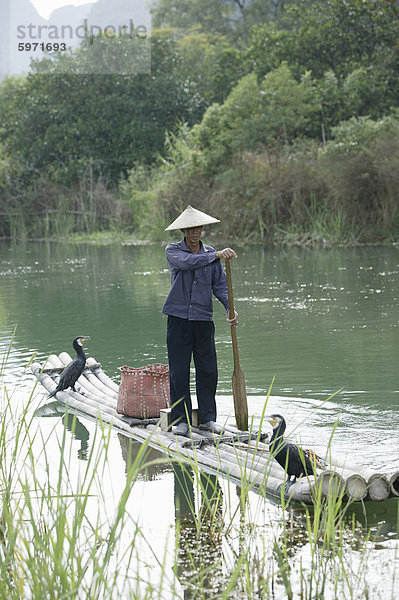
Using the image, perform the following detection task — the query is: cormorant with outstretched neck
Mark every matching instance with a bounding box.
[266,414,324,489]
[48,336,90,398]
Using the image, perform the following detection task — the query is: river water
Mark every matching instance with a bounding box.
[1,240,398,598]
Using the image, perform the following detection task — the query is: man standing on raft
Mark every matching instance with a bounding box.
[162,205,238,436]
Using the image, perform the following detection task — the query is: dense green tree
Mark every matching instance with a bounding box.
[2,0,399,241]
[193,63,319,172]
[248,0,399,80]
[0,141,12,192]
[290,0,399,78]
[246,0,399,134]
[322,113,399,159]
[176,32,245,105]
[0,35,200,184]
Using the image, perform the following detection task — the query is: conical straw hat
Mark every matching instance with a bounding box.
[165,205,220,231]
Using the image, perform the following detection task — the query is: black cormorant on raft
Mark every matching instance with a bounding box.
[267,414,325,491]
[48,336,90,398]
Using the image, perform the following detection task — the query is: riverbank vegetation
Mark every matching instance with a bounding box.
[1,0,398,244]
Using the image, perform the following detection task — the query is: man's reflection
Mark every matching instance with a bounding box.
[117,436,227,597]
[173,462,225,599]
[118,434,172,479]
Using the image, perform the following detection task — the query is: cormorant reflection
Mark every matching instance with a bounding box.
[35,402,90,461]
[173,462,225,599]
[62,413,90,460]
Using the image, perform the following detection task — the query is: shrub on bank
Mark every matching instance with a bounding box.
[320,114,399,237]
[0,177,132,239]
[120,113,399,245]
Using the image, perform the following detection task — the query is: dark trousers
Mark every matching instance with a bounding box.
[167,316,217,425]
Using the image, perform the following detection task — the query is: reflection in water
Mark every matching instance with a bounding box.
[173,463,225,599]
[35,402,90,461]
[118,434,231,599]
[118,434,172,479]
[278,496,399,563]
[344,498,399,540]
[118,435,226,596]
[32,409,398,598]
[118,436,227,598]
[62,413,90,461]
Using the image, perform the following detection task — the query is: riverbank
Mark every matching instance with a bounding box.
[2,120,398,246]
[1,230,398,249]
[2,110,399,246]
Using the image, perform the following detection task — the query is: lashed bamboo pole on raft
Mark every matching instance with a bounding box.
[327,455,393,502]
[31,356,398,504]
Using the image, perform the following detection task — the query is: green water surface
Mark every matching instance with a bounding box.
[1,241,398,400]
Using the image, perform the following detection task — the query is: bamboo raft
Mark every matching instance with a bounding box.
[31,354,399,505]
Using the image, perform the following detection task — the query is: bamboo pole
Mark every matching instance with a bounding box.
[367,474,391,502]
[344,474,368,501]
[318,470,346,499]
[317,460,368,500]
[225,259,248,431]
[327,455,391,501]
[86,357,120,394]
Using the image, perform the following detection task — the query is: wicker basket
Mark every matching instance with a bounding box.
[117,364,170,419]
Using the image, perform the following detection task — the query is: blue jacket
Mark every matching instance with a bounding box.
[162,239,229,321]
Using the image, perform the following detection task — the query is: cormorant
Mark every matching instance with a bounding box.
[48,336,90,398]
[266,414,324,490]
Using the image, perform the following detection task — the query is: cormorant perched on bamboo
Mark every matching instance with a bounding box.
[48,336,90,398]
[266,414,324,490]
